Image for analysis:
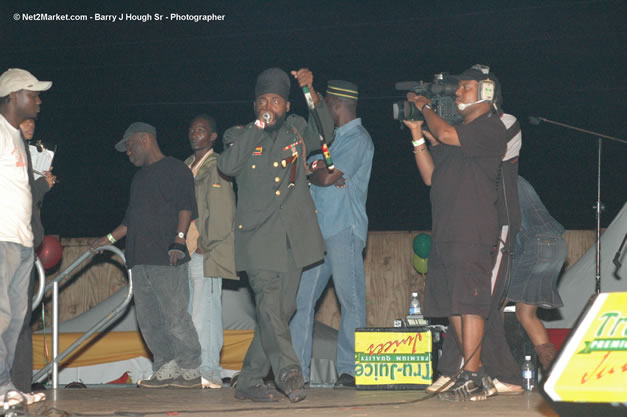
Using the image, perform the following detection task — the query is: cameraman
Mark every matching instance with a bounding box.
[404,65,507,401]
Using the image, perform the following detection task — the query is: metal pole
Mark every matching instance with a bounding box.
[52,281,59,389]
[595,138,602,294]
[529,117,624,294]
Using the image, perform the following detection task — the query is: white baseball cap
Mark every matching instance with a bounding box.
[0,68,52,97]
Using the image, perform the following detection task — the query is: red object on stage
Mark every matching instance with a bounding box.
[107,371,131,385]
[37,235,63,269]
[546,328,571,351]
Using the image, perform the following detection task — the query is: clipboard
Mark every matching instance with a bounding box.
[28,141,56,180]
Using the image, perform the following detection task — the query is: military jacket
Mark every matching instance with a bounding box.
[217,105,333,272]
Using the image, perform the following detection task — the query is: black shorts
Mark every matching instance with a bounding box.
[423,242,496,318]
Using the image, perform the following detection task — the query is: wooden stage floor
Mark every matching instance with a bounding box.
[14,387,560,417]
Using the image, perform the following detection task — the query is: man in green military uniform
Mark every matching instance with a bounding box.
[217,67,333,403]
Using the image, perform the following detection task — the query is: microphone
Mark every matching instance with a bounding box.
[528,116,542,126]
[262,112,272,123]
[301,85,334,171]
[457,99,487,111]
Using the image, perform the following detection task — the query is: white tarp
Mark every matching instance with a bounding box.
[545,202,627,329]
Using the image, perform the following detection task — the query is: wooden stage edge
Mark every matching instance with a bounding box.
[15,387,559,417]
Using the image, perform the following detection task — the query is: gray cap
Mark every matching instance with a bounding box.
[115,122,156,152]
[0,68,52,97]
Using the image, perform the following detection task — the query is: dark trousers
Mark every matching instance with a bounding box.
[11,267,35,392]
[238,249,302,389]
[132,264,201,370]
[437,236,521,385]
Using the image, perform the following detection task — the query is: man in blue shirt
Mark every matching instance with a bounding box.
[290,80,374,387]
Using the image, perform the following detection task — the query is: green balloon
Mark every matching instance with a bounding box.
[413,253,428,275]
[412,233,432,258]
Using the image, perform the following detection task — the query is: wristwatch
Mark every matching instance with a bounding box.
[177,232,185,240]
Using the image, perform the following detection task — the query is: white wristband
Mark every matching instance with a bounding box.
[412,138,426,147]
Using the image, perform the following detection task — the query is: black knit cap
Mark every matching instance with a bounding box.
[255,67,291,100]
[327,80,359,100]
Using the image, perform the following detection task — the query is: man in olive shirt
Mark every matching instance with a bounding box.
[184,114,237,389]
[218,67,333,403]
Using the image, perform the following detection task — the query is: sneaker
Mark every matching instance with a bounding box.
[0,389,46,407]
[170,368,202,388]
[480,373,498,398]
[474,367,498,398]
[201,371,223,389]
[138,360,180,388]
[425,375,453,393]
[438,371,488,402]
[492,378,524,395]
[234,383,280,402]
[229,373,239,388]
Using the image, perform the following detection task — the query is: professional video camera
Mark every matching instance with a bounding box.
[392,72,462,126]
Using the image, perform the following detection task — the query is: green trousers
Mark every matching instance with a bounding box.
[237,249,302,389]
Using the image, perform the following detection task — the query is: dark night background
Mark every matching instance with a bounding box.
[2,0,625,239]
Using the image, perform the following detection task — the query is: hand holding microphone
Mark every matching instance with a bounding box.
[254,111,273,129]
[292,68,334,171]
[291,68,320,107]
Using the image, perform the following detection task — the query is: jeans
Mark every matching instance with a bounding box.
[0,242,33,389]
[187,252,223,379]
[290,227,366,380]
[508,234,566,307]
[11,265,36,392]
[132,263,201,370]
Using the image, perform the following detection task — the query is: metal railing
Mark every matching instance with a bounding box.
[32,257,45,310]
[32,245,133,389]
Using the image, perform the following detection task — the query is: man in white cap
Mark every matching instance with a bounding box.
[0,68,51,406]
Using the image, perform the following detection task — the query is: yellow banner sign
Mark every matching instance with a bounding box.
[355,329,432,387]
[545,292,627,403]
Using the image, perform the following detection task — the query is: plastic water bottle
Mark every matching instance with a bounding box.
[409,292,421,315]
[522,355,535,391]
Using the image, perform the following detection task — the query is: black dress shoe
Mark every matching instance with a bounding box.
[334,373,356,388]
[277,365,306,403]
[234,383,280,402]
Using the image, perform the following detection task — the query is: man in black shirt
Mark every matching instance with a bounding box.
[91,122,201,388]
[404,65,507,401]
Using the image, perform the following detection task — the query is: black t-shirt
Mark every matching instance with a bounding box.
[122,156,197,267]
[430,112,506,246]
